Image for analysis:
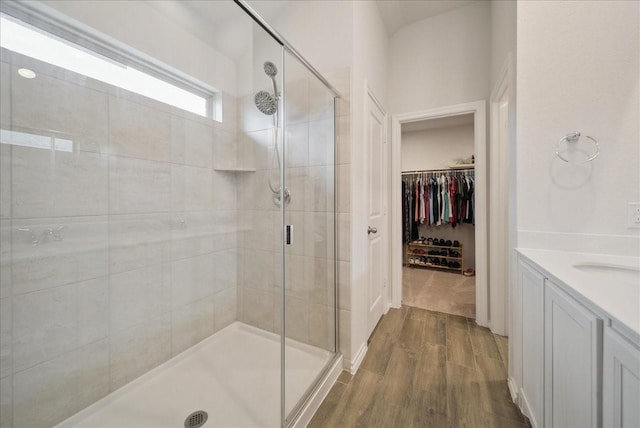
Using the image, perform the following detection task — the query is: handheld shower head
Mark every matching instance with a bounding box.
[256,60,287,205]
[263,61,278,77]
[262,61,279,98]
[255,90,277,116]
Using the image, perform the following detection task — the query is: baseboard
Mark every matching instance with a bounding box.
[520,391,539,428]
[350,342,368,374]
[507,376,519,403]
[291,354,343,428]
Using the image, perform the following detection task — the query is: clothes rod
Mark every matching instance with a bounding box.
[401,168,475,176]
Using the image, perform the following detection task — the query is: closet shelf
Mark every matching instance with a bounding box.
[447,163,475,169]
[407,260,463,272]
[406,242,462,250]
[409,253,462,261]
[406,241,464,274]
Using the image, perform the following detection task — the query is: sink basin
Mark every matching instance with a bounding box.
[573,262,640,286]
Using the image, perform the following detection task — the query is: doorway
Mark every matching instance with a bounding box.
[390,101,489,327]
[401,113,477,318]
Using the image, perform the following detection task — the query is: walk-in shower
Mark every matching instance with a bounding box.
[0,1,339,427]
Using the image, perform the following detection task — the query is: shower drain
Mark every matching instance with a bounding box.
[184,410,208,428]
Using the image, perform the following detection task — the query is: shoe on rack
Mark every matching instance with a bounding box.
[463,268,475,276]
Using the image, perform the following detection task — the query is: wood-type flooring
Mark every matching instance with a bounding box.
[402,267,476,319]
[309,306,530,428]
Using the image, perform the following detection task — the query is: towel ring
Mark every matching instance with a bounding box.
[556,132,600,164]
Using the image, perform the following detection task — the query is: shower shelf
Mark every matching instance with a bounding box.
[213,167,257,172]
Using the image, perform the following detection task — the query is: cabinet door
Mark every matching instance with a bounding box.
[545,280,602,428]
[603,327,640,427]
[520,261,545,428]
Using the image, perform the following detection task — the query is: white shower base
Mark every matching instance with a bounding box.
[57,322,334,428]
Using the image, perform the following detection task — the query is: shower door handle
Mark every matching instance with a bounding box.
[285,225,293,245]
[367,226,377,235]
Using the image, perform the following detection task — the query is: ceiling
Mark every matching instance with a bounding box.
[376,0,478,36]
[401,113,474,133]
[148,1,480,63]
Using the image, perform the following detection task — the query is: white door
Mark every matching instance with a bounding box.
[365,89,387,338]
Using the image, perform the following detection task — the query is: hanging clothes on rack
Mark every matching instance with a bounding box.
[424,175,430,226]
[449,176,456,226]
[401,168,475,242]
[402,180,408,242]
[410,179,419,241]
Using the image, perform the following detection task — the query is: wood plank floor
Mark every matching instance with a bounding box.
[309,306,530,428]
[403,268,476,318]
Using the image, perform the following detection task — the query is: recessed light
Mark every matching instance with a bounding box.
[17,68,36,79]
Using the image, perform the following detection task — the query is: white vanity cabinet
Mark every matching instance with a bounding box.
[603,326,640,427]
[518,261,545,428]
[544,280,602,428]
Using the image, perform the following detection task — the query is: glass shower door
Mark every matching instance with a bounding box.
[282,49,337,425]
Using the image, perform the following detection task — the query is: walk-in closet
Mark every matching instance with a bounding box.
[400,113,477,318]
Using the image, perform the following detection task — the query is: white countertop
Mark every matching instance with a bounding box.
[517,248,640,337]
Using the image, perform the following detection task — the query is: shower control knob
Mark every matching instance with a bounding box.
[367,226,378,235]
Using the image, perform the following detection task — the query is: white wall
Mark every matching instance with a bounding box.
[350,0,390,371]
[388,1,491,115]
[517,0,640,255]
[490,0,516,88]
[489,0,516,336]
[247,0,354,77]
[41,0,237,95]
[401,125,474,171]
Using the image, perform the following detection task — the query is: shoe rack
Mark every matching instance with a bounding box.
[406,239,463,273]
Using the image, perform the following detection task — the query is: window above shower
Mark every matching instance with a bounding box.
[0,13,222,121]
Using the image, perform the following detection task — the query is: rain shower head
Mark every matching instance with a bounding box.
[255,90,277,115]
[263,61,278,77]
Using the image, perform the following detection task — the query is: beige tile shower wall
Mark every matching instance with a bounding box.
[236,92,282,334]
[0,51,239,428]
